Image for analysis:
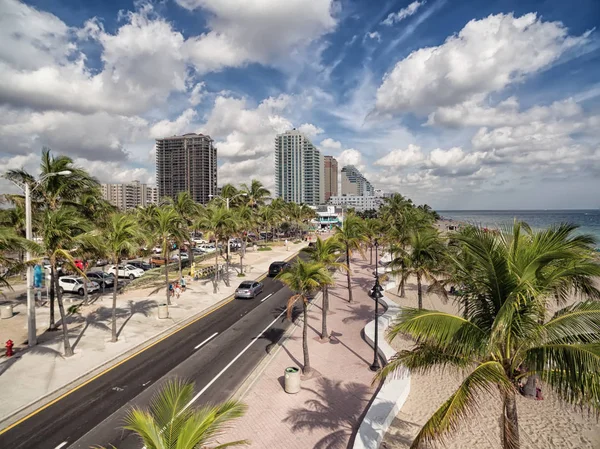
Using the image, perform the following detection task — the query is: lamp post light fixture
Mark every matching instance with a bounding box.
[370,238,384,372]
[9,170,72,347]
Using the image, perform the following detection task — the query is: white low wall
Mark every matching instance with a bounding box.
[353,283,410,449]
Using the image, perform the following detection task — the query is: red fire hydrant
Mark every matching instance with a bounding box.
[5,340,14,357]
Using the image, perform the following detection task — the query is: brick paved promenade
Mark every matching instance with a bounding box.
[221,256,381,449]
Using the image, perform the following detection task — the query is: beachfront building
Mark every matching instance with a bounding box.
[328,195,384,212]
[274,129,324,206]
[341,165,374,196]
[101,181,158,210]
[311,205,343,230]
[323,156,338,202]
[155,133,217,204]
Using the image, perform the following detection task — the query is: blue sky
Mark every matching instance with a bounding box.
[1,0,599,209]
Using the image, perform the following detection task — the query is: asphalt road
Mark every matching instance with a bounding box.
[0,258,302,449]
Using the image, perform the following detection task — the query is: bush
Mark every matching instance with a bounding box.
[257,246,272,251]
[237,273,246,277]
[293,240,301,244]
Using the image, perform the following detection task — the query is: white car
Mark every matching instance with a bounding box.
[192,238,208,245]
[198,244,216,253]
[58,276,99,296]
[171,252,189,261]
[106,264,145,279]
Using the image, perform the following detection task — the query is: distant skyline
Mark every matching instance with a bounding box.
[0,0,599,209]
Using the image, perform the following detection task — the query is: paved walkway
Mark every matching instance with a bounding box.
[0,241,307,425]
[220,256,380,449]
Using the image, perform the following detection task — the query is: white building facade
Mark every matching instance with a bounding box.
[328,195,384,212]
[101,181,158,210]
[274,129,324,205]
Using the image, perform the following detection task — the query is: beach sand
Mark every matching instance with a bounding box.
[381,278,600,449]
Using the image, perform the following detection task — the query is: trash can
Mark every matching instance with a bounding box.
[158,304,169,319]
[1,305,13,319]
[284,366,301,394]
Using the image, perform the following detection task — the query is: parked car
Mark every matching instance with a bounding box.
[86,271,114,288]
[171,252,189,261]
[127,260,152,271]
[58,276,99,296]
[150,256,168,267]
[192,238,208,245]
[235,281,263,299]
[192,247,206,254]
[95,259,108,267]
[153,246,162,254]
[106,264,145,279]
[198,244,216,253]
[269,261,291,277]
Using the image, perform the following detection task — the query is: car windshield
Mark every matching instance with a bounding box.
[238,282,253,289]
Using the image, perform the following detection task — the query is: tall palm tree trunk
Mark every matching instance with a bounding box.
[400,260,406,297]
[178,247,182,281]
[302,301,311,374]
[48,266,57,331]
[111,259,119,342]
[417,272,423,309]
[213,248,219,293]
[346,245,353,303]
[503,390,520,449]
[53,265,73,356]
[165,261,171,305]
[370,245,373,265]
[320,286,329,341]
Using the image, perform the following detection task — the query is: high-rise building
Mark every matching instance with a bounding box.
[101,180,158,210]
[155,133,217,204]
[274,129,324,205]
[341,165,374,196]
[323,156,338,202]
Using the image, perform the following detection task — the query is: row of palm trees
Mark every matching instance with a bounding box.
[274,197,600,449]
[0,150,316,357]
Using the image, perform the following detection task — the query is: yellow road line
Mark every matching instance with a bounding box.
[0,250,304,435]
[0,294,235,435]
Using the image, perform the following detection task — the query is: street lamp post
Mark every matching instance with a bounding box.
[11,170,71,347]
[370,238,384,372]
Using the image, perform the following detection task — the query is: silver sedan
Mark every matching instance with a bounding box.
[235,281,264,299]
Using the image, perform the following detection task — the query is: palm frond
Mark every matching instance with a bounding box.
[410,361,512,449]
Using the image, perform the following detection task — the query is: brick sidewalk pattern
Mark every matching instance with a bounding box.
[220,257,380,449]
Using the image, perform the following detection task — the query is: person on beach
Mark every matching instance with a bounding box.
[168,283,174,298]
[174,282,181,299]
[180,277,186,292]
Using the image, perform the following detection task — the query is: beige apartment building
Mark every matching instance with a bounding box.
[101,181,158,210]
[341,165,374,196]
[323,155,338,202]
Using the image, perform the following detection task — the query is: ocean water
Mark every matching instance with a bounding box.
[438,210,600,248]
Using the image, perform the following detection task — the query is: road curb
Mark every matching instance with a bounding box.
[230,290,322,402]
[0,265,278,432]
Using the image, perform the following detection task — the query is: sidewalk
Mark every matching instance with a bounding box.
[220,256,380,449]
[0,240,307,426]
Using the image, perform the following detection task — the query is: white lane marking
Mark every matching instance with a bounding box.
[260,293,273,303]
[54,442,68,449]
[182,307,288,412]
[142,380,152,387]
[194,332,218,350]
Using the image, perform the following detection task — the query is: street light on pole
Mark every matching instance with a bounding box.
[370,238,384,372]
[10,170,72,347]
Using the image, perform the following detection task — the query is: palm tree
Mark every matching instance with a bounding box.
[379,222,600,449]
[98,378,248,449]
[164,192,198,280]
[334,214,366,303]
[257,205,277,242]
[363,218,383,265]
[240,179,270,208]
[101,213,141,342]
[301,237,346,341]
[39,207,90,356]
[196,206,236,291]
[390,227,447,309]
[147,206,186,305]
[235,205,255,275]
[276,260,334,374]
[4,148,99,211]
[0,227,32,291]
